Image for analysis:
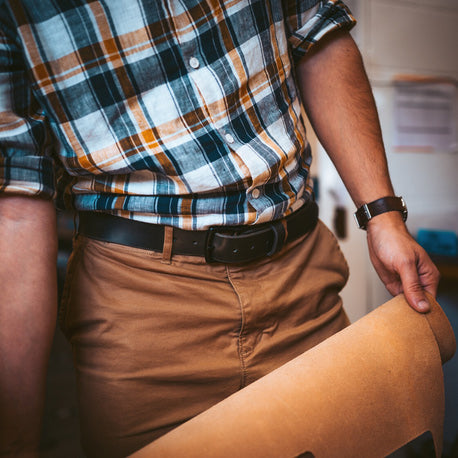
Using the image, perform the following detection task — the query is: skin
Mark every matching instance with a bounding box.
[295,29,440,313]
[0,196,57,457]
[0,27,439,458]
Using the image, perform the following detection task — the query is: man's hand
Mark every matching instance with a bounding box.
[295,30,440,312]
[366,212,440,313]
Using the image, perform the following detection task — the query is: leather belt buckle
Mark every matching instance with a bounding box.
[204,220,287,264]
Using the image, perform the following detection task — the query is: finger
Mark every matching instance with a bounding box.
[377,271,403,298]
[399,260,430,313]
[368,250,403,298]
[417,257,440,299]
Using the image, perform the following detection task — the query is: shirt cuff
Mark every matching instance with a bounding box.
[0,156,56,199]
[289,0,357,61]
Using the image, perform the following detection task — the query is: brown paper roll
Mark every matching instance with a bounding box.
[131,294,456,458]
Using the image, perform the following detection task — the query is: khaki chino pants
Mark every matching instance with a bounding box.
[59,220,350,457]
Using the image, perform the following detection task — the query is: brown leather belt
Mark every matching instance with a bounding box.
[77,201,318,264]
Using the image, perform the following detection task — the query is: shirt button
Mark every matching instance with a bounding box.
[224,133,235,144]
[189,57,200,69]
[251,188,261,199]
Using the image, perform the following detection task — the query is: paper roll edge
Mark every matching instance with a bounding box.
[423,292,456,364]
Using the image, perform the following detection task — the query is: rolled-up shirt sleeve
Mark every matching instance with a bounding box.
[283,0,357,61]
[0,4,56,199]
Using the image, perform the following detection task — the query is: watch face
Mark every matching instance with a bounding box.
[354,204,371,230]
[400,198,408,222]
[354,211,366,229]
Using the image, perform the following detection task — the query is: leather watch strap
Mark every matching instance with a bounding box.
[354,196,407,230]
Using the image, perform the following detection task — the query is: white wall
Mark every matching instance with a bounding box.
[317,0,458,322]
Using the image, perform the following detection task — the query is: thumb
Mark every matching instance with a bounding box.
[401,265,430,313]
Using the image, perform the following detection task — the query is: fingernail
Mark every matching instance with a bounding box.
[417,300,430,313]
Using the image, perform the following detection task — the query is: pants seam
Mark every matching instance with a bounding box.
[225,266,247,389]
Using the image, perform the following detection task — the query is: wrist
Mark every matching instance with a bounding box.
[365,210,408,232]
[354,196,407,230]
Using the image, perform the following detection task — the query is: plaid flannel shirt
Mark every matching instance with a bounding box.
[0,0,355,229]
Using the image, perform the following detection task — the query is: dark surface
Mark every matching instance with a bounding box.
[40,327,83,457]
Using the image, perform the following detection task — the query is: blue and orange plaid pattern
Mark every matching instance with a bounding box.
[0,0,355,229]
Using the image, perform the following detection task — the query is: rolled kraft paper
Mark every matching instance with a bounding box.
[131,294,456,458]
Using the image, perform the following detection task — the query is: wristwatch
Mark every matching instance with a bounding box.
[354,196,408,230]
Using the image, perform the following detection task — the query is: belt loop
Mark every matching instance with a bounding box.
[281,218,288,243]
[161,226,174,264]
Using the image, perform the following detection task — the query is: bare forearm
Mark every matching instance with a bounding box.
[0,196,58,456]
[296,30,395,207]
[295,30,439,312]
